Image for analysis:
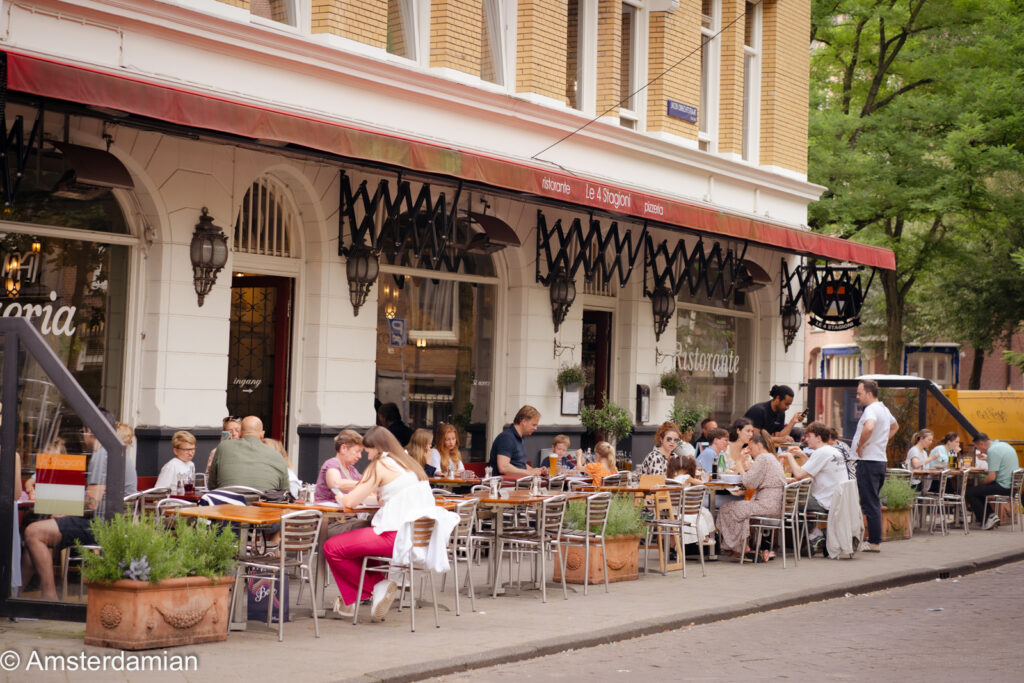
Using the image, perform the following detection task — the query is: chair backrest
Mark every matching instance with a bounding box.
[547,475,567,492]
[515,476,536,490]
[155,498,196,515]
[601,473,624,486]
[798,478,813,513]
[538,494,567,537]
[431,488,451,496]
[1011,468,1024,498]
[585,492,613,536]
[470,484,489,493]
[280,509,323,554]
[568,479,590,491]
[215,485,263,504]
[782,480,803,518]
[412,517,436,549]
[681,485,706,516]
[480,476,502,489]
[936,469,952,497]
[138,487,172,517]
[452,498,478,544]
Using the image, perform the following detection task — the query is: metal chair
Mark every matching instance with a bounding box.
[547,475,567,492]
[643,486,685,576]
[600,473,624,486]
[353,517,441,631]
[914,470,945,533]
[155,498,197,529]
[431,488,452,496]
[492,494,568,602]
[643,485,708,578]
[558,492,612,596]
[444,498,479,614]
[61,542,101,600]
[984,468,1024,532]
[798,479,829,556]
[926,470,954,535]
[123,487,171,521]
[745,480,803,568]
[885,468,912,484]
[939,469,970,535]
[515,476,537,490]
[227,509,323,642]
[213,485,264,505]
[679,485,709,578]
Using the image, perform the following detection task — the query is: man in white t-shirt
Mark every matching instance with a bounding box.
[782,421,847,513]
[851,380,899,552]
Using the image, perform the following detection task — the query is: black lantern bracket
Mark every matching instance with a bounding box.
[189,207,229,307]
[779,259,876,332]
[553,338,576,360]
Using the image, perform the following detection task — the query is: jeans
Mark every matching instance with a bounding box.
[965,481,1011,523]
[857,460,886,544]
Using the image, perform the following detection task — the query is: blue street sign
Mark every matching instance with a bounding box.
[389,318,408,347]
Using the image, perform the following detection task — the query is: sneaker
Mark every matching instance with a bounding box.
[861,542,882,553]
[983,514,1001,530]
[332,596,355,618]
[370,580,398,621]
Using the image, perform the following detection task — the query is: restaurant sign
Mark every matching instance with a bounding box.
[676,344,741,376]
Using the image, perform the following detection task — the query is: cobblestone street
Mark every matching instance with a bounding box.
[432,559,1024,682]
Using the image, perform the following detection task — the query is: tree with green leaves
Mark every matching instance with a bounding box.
[808,0,1024,373]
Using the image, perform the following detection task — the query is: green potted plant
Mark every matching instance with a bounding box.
[878,478,917,541]
[555,495,644,584]
[580,393,634,446]
[81,513,238,650]
[668,398,710,435]
[556,364,587,391]
[658,371,685,396]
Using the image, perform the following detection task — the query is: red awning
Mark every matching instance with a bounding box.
[4,51,895,270]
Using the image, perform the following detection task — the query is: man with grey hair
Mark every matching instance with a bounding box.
[207,415,288,492]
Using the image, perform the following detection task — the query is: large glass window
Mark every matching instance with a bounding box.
[699,0,720,152]
[375,274,495,457]
[742,0,761,162]
[675,306,753,426]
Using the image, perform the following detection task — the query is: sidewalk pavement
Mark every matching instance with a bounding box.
[2,528,1022,683]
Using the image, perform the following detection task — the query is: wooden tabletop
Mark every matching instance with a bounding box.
[911,468,986,476]
[428,476,481,486]
[460,490,587,505]
[173,504,284,525]
[257,501,378,514]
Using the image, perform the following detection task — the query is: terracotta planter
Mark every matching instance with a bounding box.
[880,506,912,541]
[85,576,233,650]
[553,534,640,584]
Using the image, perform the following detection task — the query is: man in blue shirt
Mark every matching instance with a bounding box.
[489,405,544,477]
[966,434,1018,529]
[696,428,729,473]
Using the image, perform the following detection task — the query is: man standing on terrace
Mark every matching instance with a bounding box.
[851,380,898,553]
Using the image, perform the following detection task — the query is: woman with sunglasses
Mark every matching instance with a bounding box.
[637,421,684,476]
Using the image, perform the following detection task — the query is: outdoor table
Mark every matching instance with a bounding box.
[428,476,482,490]
[172,504,284,631]
[465,490,587,594]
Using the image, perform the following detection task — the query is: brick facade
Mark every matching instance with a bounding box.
[717,0,745,156]
[646,0,700,139]
[431,0,483,73]
[760,0,809,173]
[517,0,569,102]
[312,0,387,49]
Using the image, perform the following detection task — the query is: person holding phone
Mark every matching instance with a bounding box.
[743,385,805,442]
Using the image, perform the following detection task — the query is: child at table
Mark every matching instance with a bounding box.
[583,441,617,485]
[667,454,701,486]
[407,429,436,477]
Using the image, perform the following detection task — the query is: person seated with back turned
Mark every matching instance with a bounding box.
[207,415,289,492]
[489,405,545,477]
[406,428,436,477]
[376,402,412,447]
[744,384,806,442]
[966,433,1017,530]
[21,408,137,601]
[315,429,366,503]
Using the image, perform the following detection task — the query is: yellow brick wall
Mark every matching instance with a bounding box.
[431,0,483,75]
[217,0,250,8]
[311,0,388,50]
[717,0,745,156]
[517,0,569,102]
[595,0,622,115]
[646,0,700,139]
[760,0,808,174]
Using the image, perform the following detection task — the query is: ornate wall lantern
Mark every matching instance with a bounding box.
[3,253,21,298]
[781,302,802,351]
[548,267,576,333]
[189,208,229,307]
[650,285,676,341]
[345,243,379,316]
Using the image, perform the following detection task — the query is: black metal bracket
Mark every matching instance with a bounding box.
[337,170,468,274]
[534,211,646,288]
[780,259,876,331]
[0,53,44,212]
[643,234,748,301]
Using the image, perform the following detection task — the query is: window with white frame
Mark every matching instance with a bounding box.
[905,349,957,387]
[699,0,720,152]
[741,0,761,162]
[387,0,427,61]
[820,347,862,379]
[566,0,584,109]
[480,0,515,86]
